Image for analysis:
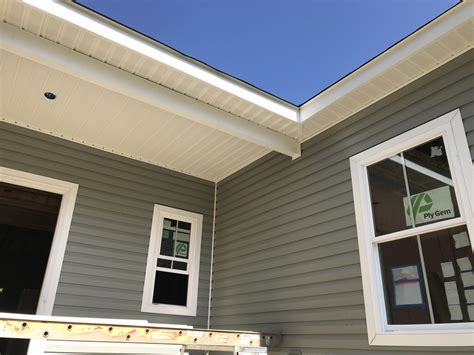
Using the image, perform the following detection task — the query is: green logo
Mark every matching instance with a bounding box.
[406,192,433,219]
[175,241,188,258]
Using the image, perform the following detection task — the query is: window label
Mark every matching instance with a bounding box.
[175,241,189,258]
[403,186,454,226]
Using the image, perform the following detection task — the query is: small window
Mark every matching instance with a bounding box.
[350,109,474,347]
[141,205,203,316]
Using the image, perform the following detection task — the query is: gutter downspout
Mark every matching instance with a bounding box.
[207,182,217,329]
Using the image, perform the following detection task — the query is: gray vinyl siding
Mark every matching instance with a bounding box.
[0,122,215,327]
[211,49,474,354]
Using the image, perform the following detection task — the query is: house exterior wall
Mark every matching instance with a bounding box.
[211,49,474,354]
[0,122,215,328]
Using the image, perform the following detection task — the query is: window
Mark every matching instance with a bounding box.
[141,205,203,316]
[350,109,474,347]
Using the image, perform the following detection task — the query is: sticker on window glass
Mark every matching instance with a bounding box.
[444,281,460,305]
[461,271,474,287]
[466,290,474,304]
[456,257,472,271]
[441,261,455,278]
[392,265,423,306]
[448,304,463,321]
[453,231,470,249]
[175,241,189,258]
[403,186,454,226]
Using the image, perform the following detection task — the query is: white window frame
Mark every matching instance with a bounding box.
[350,109,474,347]
[141,204,203,316]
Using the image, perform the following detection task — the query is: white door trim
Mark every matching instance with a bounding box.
[0,167,78,316]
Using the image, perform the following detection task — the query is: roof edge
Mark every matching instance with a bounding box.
[24,0,300,121]
[299,0,471,121]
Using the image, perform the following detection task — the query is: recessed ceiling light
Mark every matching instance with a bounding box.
[44,92,56,100]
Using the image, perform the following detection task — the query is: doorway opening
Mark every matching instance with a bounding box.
[0,182,62,355]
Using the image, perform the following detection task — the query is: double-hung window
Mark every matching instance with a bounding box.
[141,205,203,316]
[350,109,474,346]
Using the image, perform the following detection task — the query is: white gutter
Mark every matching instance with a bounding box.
[299,1,474,121]
[23,0,299,122]
[0,22,301,159]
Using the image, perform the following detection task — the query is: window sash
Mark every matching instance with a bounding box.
[358,119,473,249]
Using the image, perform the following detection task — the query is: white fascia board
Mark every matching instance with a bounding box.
[0,22,300,159]
[23,0,299,122]
[299,1,474,121]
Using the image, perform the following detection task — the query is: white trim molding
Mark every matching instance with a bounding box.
[0,167,78,316]
[141,205,203,316]
[349,109,474,347]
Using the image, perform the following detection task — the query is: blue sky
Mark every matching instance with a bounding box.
[78,0,459,105]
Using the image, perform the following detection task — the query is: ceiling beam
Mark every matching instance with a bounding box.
[0,22,301,159]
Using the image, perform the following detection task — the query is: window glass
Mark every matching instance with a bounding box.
[404,138,460,227]
[368,137,460,237]
[172,261,187,271]
[368,154,410,236]
[152,271,188,306]
[379,226,473,325]
[379,237,430,324]
[420,226,473,323]
[163,218,176,229]
[157,258,171,268]
[178,221,191,231]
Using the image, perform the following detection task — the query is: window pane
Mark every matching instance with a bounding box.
[404,138,460,227]
[160,238,174,257]
[157,258,172,268]
[368,154,411,236]
[153,271,188,306]
[379,237,431,324]
[177,231,190,243]
[162,228,175,240]
[173,261,187,271]
[419,226,473,323]
[379,226,473,325]
[163,218,177,229]
[178,221,191,232]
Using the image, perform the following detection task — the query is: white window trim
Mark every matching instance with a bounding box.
[141,204,203,316]
[349,109,474,347]
[0,167,78,316]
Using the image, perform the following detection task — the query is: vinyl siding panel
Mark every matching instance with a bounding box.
[0,122,215,327]
[212,50,474,354]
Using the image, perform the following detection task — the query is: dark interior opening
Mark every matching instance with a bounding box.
[0,182,62,355]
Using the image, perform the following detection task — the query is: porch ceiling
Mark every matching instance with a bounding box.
[0,49,271,182]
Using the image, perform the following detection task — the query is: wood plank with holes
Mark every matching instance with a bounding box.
[0,313,266,352]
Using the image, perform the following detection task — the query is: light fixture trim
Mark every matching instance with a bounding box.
[44,92,56,100]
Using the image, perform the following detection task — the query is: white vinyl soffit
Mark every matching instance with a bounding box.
[23,0,299,122]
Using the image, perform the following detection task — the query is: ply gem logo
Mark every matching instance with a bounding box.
[406,192,433,220]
